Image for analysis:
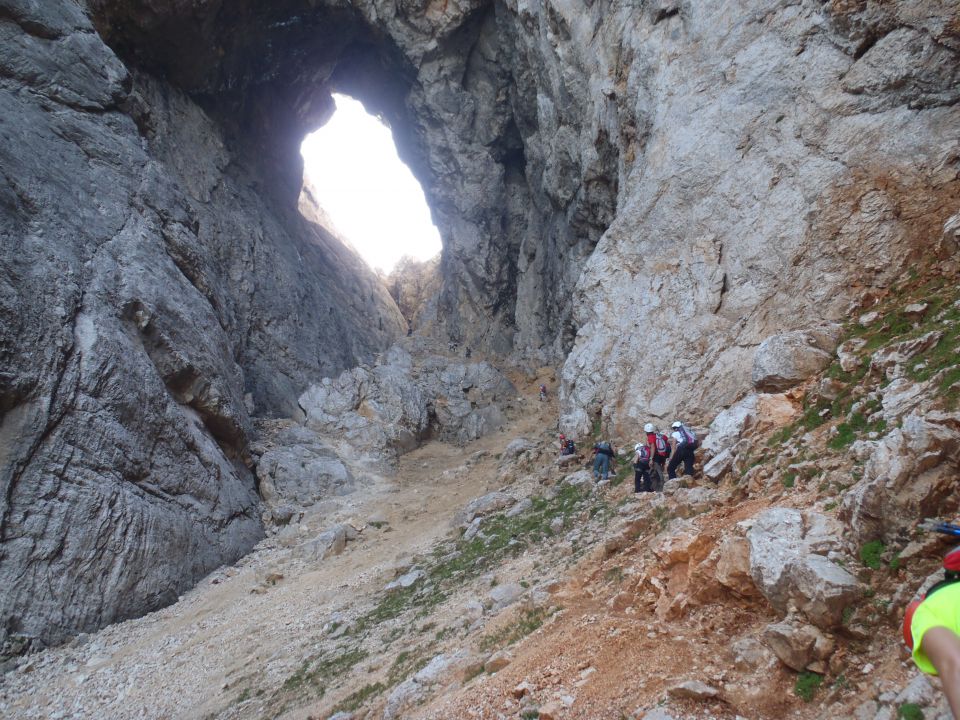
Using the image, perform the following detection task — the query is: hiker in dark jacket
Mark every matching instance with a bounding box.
[667,421,698,479]
[645,422,670,491]
[592,440,615,482]
[633,443,653,493]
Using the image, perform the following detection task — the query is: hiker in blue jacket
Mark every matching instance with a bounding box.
[592,440,615,482]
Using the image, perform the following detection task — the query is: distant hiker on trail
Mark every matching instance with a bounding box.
[667,420,698,479]
[558,434,576,456]
[645,422,671,491]
[592,440,615,482]
[633,442,653,493]
[903,523,960,718]
[539,384,548,401]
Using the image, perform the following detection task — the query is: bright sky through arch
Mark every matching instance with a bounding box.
[300,94,442,274]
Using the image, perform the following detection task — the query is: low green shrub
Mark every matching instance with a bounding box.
[860,540,885,570]
[794,671,823,702]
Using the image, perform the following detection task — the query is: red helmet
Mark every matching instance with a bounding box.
[903,598,924,650]
[559,434,566,439]
[945,547,960,572]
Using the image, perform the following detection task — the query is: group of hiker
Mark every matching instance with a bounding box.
[632,421,699,492]
[566,421,699,493]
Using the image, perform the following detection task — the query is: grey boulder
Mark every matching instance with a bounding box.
[763,618,835,671]
[747,508,860,628]
[752,329,839,392]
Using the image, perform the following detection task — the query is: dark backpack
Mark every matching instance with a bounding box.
[654,433,670,457]
[680,425,698,449]
[635,445,651,464]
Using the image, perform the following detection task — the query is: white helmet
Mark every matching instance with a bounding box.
[644,423,654,433]
[671,421,682,429]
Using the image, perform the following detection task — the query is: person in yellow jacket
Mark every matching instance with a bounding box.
[904,545,960,718]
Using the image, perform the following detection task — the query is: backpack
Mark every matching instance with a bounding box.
[635,445,651,463]
[654,433,670,457]
[598,441,611,452]
[680,424,698,449]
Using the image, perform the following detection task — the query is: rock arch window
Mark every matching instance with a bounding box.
[300,94,441,273]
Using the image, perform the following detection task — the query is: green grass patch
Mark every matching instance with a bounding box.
[604,566,624,585]
[794,671,823,702]
[781,471,796,489]
[653,504,672,531]
[898,703,925,720]
[766,425,793,447]
[832,673,849,691]
[858,311,914,351]
[611,461,632,487]
[828,410,886,450]
[331,682,386,714]
[860,540,885,570]
[478,607,551,653]
[274,645,368,710]
[388,648,430,685]
[353,483,591,636]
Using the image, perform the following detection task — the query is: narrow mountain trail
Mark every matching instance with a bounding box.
[0,370,562,720]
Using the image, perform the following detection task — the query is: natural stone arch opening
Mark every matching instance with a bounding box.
[88,0,616,364]
[299,93,442,275]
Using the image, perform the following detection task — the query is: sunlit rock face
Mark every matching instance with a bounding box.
[554,0,960,434]
[1,0,958,647]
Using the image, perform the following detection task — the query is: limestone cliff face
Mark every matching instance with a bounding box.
[556,0,960,434]
[1,0,958,648]
[0,0,405,648]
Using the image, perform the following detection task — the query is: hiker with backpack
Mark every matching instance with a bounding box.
[667,420,698,479]
[632,442,653,493]
[592,440,616,482]
[645,423,671,491]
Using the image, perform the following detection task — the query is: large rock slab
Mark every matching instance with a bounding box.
[752,329,838,392]
[840,412,960,543]
[300,345,515,466]
[256,426,355,517]
[747,508,860,628]
[716,536,758,598]
[701,396,758,456]
[454,491,517,529]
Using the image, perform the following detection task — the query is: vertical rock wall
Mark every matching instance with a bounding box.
[0,0,406,648]
[555,0,960,433]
